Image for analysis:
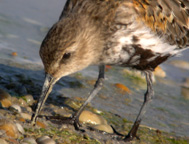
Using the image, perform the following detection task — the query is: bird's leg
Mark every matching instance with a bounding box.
[124,71,154,141]
[71,65,105,130]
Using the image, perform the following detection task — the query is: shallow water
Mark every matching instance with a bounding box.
[0,0,189,137]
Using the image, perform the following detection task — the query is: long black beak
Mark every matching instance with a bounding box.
[31,73,56,125]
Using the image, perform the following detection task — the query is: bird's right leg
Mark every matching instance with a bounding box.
[124,70,154,141]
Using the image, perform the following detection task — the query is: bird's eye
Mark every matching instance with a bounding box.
[62,53,71,60]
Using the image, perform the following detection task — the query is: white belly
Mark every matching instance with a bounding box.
[102,22,182,67]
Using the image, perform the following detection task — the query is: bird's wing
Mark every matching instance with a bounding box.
[58,0,120,20]
[133,0,189,47]
[59,0,78,19]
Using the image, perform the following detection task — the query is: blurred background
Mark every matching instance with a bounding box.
[0,0,188,137]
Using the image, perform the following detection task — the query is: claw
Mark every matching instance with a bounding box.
[124,120,141,141]
[43,115,85,132]
[124,133,140,142]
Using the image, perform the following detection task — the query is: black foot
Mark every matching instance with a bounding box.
[124,133,140,142]
[124,120,141,142]
[43,115,85,132]
[111,125,124,137]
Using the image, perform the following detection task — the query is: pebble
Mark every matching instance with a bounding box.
[23,95,34,105]
[16,123,25,134]
[79,110,107,125]
[0,109,8,116]
[11,52,18,56]
[0,119,19,138]
[64,99,82,110]
[154,66,166,78]
[36,136,56,144]
[7,138,19,144]
[18,98,28,107]
[53,107,72,118]
[20,113,31,120]
[10,104,22,113]
[92,108,103,114]
[36,121,46,128]
[115,83,131,94]
[92,124,113,134]
[11,97,19,104]
[26,106,32,112]
[21,137,37,144]
[105,65,112,71]
[0,89,12,108]
[18,117,26,123]
[0,138,8,144]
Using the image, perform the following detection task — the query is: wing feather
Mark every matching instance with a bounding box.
[133,0,189,47]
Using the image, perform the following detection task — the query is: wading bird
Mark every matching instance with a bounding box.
[31,0,189,141]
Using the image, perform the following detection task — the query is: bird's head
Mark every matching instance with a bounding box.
[40,16,102,82]
[31,16,103,123]
[34,15,103,113]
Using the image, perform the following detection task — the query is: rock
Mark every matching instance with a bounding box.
[36,136,56,144]
[18,98,28,107]
[11,52,17,56]
[26,106,32,112]
[0,119,19,138]
[92,108,103,114]
[11,97,19,105]
[10,104,22,113]
[36,121,46,128]
[154,66,166,78]
[18,117,26,123]
[0,89,12,108]
[0,109,8,116]
[53,106,72,118]
[23,95,34,105]
[114,83,131,94]
[7,138,19,144]
[16,123,25,134]
[79,110,107,125]
[20,113,31,120]
[0,138,8,144]
[105,65,112,71]
[92,124,113,134]
[21,137,37,144]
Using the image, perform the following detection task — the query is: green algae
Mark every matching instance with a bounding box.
[24,126,101,144]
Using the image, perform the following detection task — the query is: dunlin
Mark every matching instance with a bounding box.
[31,0,189,141]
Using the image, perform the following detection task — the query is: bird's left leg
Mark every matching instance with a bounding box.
[124,70,154,141]
[71,65,105,130]
[48,65,105,130]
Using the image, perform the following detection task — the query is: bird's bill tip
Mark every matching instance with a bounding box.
[31,73,57,124]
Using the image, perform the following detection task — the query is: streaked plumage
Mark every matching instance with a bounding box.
[32,0,189,141]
